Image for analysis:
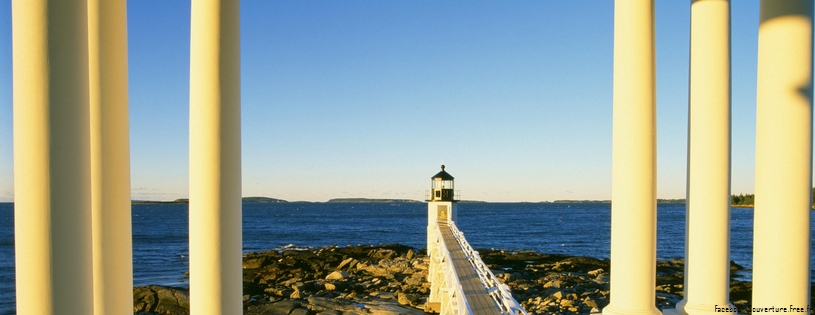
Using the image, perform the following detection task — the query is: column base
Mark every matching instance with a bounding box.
[602,304,662,315]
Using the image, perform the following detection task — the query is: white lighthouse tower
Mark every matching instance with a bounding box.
[426,165,459,250]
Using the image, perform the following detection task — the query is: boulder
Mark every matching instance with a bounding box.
[244,256,269,269]
[291,308,310,315]
[369,249,397,260]
[326,271,349,280]
[307,296,345,312]
[266,286,294,297]
[337,258,358,271]
[397,292,421,306]
[133,286,190,315]
[246,300,303,315]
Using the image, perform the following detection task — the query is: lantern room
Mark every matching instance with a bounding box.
[429,165,458,202]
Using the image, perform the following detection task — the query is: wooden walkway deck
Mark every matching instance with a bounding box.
[438,222,503,315]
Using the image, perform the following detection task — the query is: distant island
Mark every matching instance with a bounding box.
[124,193,815,210]
[131,199,189,205]
[549,199,686,204]
[327,198,421,203]
[131,196,286,204]
[242,196,288,203]
[552,200,610,204]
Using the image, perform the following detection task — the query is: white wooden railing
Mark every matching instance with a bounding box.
[448,222,529,315]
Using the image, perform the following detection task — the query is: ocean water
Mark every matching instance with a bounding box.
[0,202,812,314]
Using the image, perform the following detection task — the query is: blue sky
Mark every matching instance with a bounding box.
[0,1,793,202]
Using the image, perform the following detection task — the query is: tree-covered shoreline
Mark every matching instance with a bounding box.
[731,187,815,208]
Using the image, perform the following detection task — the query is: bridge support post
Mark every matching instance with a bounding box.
[88,0,133,314]
[752,0,813,308]
[12,0,94,314]
[602,1,661,315]
[188,0,243,314]
[667,1,735,315]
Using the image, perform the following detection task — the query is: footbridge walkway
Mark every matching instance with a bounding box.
[426,220,528,315]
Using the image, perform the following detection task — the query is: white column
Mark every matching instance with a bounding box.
[602,1,661,315]
[670,1,735,315]
[12,0,93,314]
[88,0,133,314]
[189,0,243,314]
[752,0,813,308]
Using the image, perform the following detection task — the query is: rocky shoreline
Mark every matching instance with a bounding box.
[133,244,800,315]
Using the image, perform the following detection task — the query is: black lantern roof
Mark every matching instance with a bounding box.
[431,165,454,180]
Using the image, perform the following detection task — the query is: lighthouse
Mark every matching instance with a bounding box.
[426,165,459,250]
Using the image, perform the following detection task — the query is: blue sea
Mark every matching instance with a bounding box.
[0,202,812,314]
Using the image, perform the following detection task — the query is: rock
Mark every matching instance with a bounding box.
[397,293,410,305]
[357,262,394,278]
[412,260,428,270]
[363,302,425,315]
[588,268,604,277]
[370,292,395,300]
[326,271,349,280]
[378,259,410,274]
[291,308,310,315]
[133,285,190,315]
[308,296,344,312]
[395,292,421,306]
[244,256,268,269]
[133,244,751,315]
[266,286,294,297]
[133,287,157,312]
[341,308,369,315]
[369,249,397,260]
[337,258,357,271]
[246,300,303,315]
[729,260,744,271]
[403,272,425,288]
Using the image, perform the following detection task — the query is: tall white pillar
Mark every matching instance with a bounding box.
[11,0,93,314]
[670,1,735,315]
[602,1,661,315]
[88,0,133,314]
[752,0,813,308]
[189,0,243,314]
